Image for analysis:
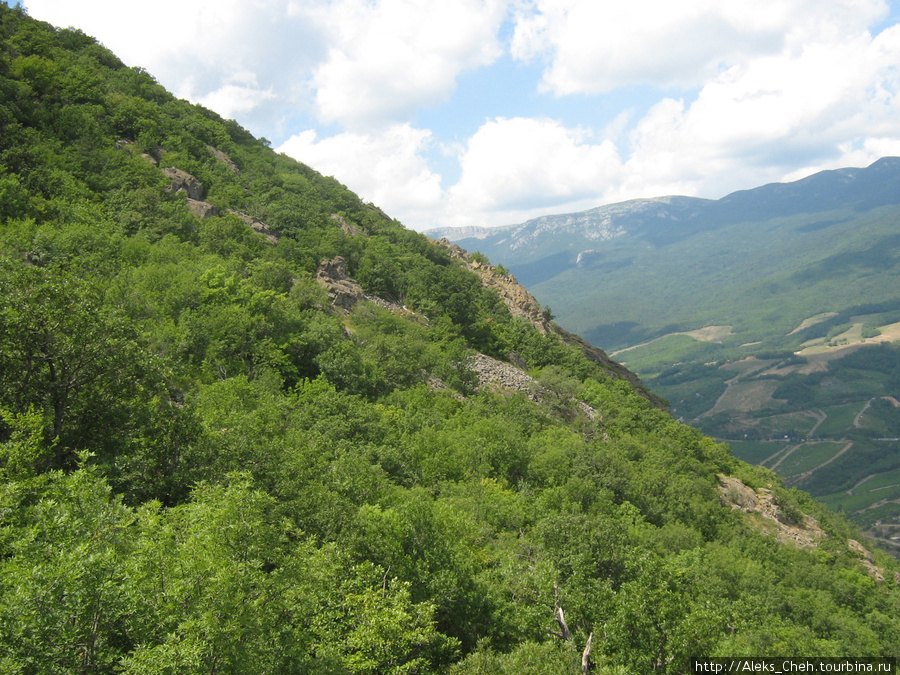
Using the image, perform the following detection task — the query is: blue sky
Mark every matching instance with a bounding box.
[14,0,900,232]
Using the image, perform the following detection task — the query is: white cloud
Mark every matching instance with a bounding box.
[22,0,900,232]
[511,0,889,95]
[277,124,444,225]
[25,0,328,134]
[311,0,508,128]
[446,117,621,225]
[196,81,277,120]
[617,19,900,199]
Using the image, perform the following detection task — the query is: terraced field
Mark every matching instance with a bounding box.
[615,321,900,556]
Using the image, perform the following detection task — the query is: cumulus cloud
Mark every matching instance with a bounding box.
[25,0,328,135]
[618,19,900,198]
[445,117,622,225]
[196,80,277,120]
[511,0,889,95]
[311,0,508,128]
[278,124,444,223]
[22,0,900,232]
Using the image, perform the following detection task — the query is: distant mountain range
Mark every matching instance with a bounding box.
[427,157,900,349]
[430,158,900,553]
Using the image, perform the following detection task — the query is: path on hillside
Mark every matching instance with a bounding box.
[785,441,853,485]
[696,374,740,421]
[848,472,878,495]
[769,443,802,471]
[854,399,873,428]
[858,495,900,513]
[808,409,827,436]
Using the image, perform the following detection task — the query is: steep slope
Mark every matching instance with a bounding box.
[1,6,899,674]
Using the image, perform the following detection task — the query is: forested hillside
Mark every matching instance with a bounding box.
[1,6,899,673]
[431,159,900,554]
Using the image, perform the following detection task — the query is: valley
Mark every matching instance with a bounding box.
[619,316,900,554]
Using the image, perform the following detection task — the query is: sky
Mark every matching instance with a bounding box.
[12,0,900,232]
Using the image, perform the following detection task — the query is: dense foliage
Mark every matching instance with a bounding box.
[1,6,899,673]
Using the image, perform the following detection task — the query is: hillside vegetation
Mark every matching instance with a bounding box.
[434,159,900,555]
[1,6,899,673]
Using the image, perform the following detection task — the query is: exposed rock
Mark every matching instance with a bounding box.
[430,236,666,408]
[162,167,204,200]
[330,213,365,237]
[208,145,240,174]
[720,476,895,579]
[226,209,279,244]
[314,256,423,318]
[467,352,599,420]
[115,138,159,165]
[847,539,886,581]
[468,352,539,400]
[718,475,825,548]
[186,199,218,219]
[432,238,552,333]
[316,257,366,311]
[426,376,465,400]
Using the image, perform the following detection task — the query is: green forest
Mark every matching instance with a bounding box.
[1,6,899,673]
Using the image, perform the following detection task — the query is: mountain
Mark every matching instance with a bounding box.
[427,158,900,288]
[430,159,900,554]
[1,5,899,673]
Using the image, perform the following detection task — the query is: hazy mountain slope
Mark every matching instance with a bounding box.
[1,6,899,673]
[429,158,900,270]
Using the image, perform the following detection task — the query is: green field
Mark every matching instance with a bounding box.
[728,440,786,465]
[815,402,866,436]
[820,468,900,512]
[777,442,846,477]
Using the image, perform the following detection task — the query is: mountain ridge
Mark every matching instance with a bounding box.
[427,157,900,264]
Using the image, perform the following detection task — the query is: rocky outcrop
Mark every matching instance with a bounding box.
[162,167,204,200]
[115,138,160,165]
[468,352,540,399]
[467,352,599,420]
[330,213,365,237]
[433,238,552,333]
[717,475,825,548]
[719,477,895,581]
[227,209,279,244]
[316,257,367,311]
[847,539,891,581]
[430,237,666,408]
[187,199,218,219]
[315,257,411,315]
[208,145,240,174]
